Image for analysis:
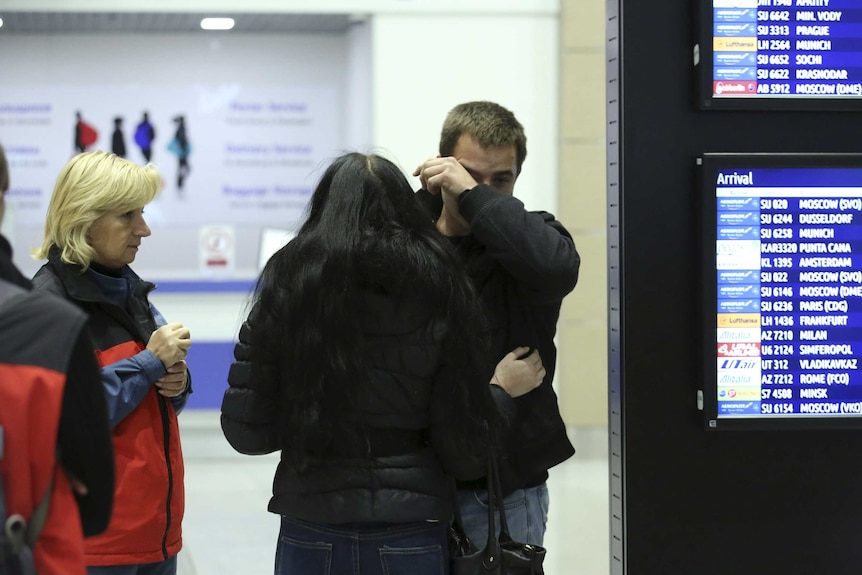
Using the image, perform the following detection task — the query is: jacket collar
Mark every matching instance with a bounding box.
[46,246,154,304]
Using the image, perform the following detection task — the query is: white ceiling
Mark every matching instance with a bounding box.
[0,12,355,34]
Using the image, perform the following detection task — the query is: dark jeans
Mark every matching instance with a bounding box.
[276,516,448,575]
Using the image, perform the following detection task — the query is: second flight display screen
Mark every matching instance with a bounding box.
[715,166,862,419]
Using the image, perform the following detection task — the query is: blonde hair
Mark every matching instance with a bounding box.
[33,151,161,269]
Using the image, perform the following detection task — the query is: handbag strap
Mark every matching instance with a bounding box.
[489,452,514,544]
[450,477,465,529]
[482,456,501,569]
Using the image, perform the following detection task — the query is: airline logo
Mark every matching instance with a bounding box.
[718,212,758,228]
[717,358,760,371]
[718,401,760,416]
[717,270,758,285]
[716,240,760,257]
[714,67,756,81]
[718,299,760,313]
[717,197,758,211]
[716,240,761,270]
[718,386,760,401]
[713,0,757,8]
[713,37,757,52]
[714,52,756,67]
[713,80,757,95]
[717,369,760,386]
[717,313,760,328]
[716,372,760,389]
[717,341,761,357]
[718,226,758,241]
[718,284,757,299]
[714,23,757,37]
[716,327,761,342]
[713,8,756,23]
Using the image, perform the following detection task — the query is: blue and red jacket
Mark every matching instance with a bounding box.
[33,250,187,566]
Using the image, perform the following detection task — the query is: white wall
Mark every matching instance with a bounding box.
[1,2,561,350]
[345,19,374,152]
[371,13,559,212]
[0,0,561,216]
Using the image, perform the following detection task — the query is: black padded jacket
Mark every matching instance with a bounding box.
[221,288,490,524]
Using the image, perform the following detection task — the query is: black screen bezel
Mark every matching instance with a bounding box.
[700,152,862,430]
[694,2,862,112]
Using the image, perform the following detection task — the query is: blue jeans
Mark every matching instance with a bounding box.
[276,516,448,575]
[87,556,177,575]
[457,482,549,547]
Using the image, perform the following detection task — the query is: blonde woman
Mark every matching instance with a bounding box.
[32,151,191,575]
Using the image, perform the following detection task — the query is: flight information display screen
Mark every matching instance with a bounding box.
[700,153,862,429]
[697,0,862,109]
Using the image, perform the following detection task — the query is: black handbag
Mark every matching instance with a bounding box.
[449,455,546,575]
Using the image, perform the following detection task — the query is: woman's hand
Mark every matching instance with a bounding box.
[156,359,189,398]
[147,322,191,367]
[490,346,545,398]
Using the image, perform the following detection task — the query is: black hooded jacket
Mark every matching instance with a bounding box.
[416,184,580,494]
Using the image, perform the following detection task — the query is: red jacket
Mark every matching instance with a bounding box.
[85,341,184,565]
[33,256,185,566]
[0,282,90,575]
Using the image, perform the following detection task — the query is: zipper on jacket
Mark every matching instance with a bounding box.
[158,394,173,560]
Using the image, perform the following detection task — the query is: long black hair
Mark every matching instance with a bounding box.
[251,152,495,467]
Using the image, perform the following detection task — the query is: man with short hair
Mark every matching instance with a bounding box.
[414,101,580,546]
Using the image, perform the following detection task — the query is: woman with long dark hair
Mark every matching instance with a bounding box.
[221,152,498,575]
